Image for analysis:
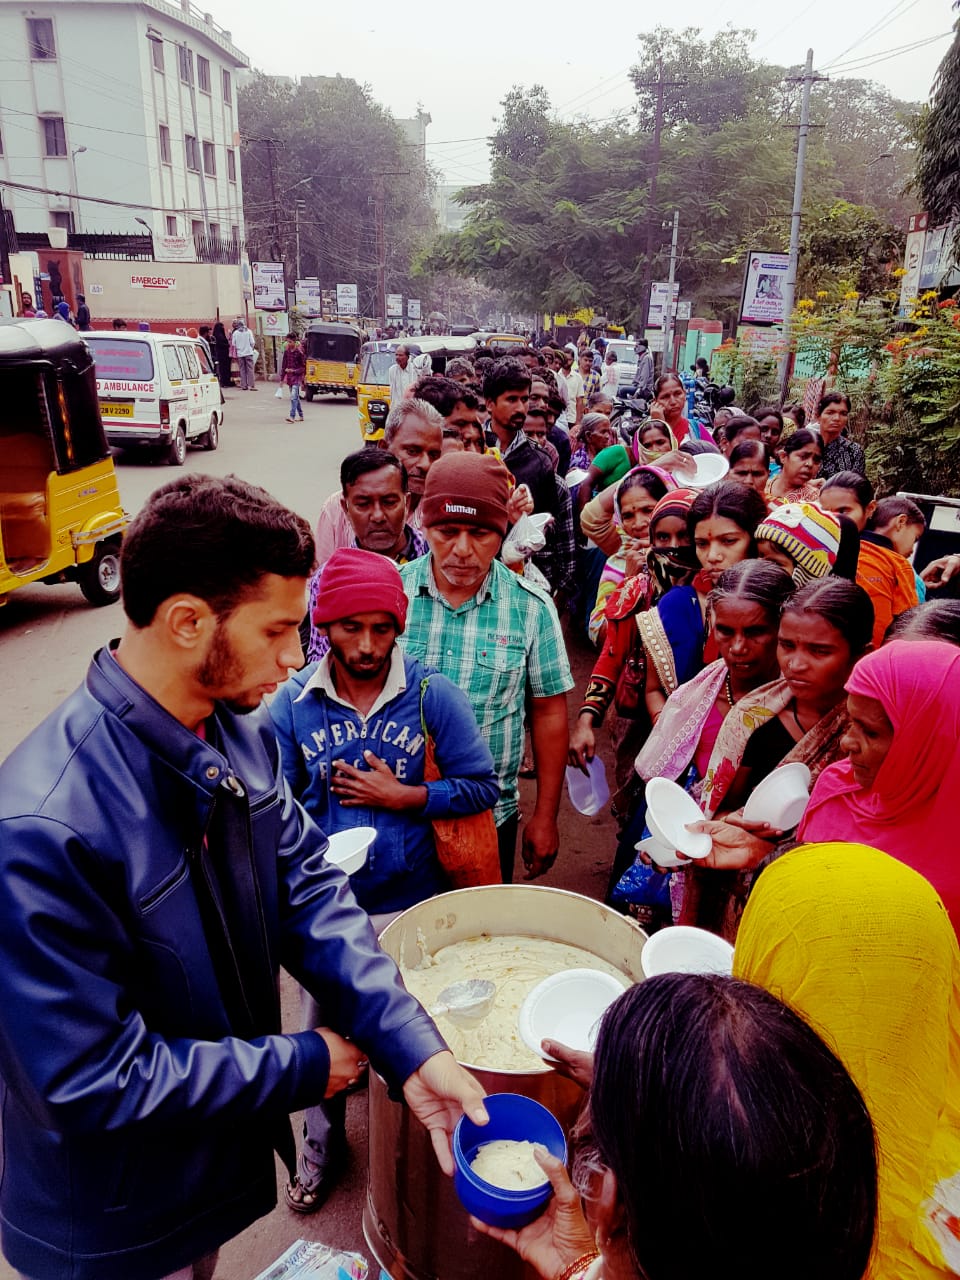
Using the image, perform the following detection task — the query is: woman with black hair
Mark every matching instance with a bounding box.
[766,428,823,505]
[212,320,232,387]
[811,391,866,479]
[475,974,877,1280]
[648,372,715,445]
[640,481,768,722]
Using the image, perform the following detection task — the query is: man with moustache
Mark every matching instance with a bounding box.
[304,450,428,663]
[400,453,573,884]
[0,475,487,1280]
[484,358,559,527]
[313,398,443,570]
[271,548,499,1210]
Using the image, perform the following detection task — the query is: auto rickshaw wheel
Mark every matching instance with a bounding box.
[167,425,187,466]
[78,541,122,607]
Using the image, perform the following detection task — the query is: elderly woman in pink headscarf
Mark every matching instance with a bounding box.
[797,639,960,936]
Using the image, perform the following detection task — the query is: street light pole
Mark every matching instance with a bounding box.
[862,152,893,206]
[71,145,87,233]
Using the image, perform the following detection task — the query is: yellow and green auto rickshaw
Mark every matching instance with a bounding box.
[0,319,127,607]
[356,341,421,443]
[303,322,362,400]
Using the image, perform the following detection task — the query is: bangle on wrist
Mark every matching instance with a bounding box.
[555,1250,601,1280]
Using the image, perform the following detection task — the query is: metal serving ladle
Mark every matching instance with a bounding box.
[429,979,497,1027]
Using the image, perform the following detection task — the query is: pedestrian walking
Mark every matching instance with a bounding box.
[280,332,306,422]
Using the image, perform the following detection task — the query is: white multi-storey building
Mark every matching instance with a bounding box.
[0,0,249,242]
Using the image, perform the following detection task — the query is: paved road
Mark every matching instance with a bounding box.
[0,384,617,1280]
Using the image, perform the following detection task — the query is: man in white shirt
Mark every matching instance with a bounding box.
[388,345,417,406]
[562,351,584,425]
[232,320,257,390]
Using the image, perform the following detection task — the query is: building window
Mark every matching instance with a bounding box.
[202,140,216,176]
[159,124,172,165]
[165,215,178,235]
[230,224,239,241]
[222,68,232,103]
[51,211,73,231]
[185,134,199,171]
[226,148,236,183]
[191,219,204,241]
[27,17,56,59]
[42,116,67,157]
[150,35,164,72]
[177,44,193,84]
[197,55,210,93]
[208,221,220,239]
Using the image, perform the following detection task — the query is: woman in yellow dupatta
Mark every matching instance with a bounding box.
[734,842,960,1279]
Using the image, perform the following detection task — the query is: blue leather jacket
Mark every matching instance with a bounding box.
[0,647,447,1280]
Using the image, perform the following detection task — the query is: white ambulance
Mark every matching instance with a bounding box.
[85,331,222,465]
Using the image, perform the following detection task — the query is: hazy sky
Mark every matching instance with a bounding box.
[223,0,952,185]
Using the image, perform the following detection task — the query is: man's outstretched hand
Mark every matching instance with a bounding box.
[403,1050,488,1175]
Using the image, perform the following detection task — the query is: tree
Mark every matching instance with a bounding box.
[424,30,920,327]
[239,73,437,312]
[915,9,960,227]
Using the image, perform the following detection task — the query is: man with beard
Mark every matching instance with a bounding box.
[313,398,443,570]
[270,548,498,1210]
[0,476,488,1280]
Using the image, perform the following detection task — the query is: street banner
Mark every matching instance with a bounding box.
[899,216,928,316]
[336,283,358,315]
[154,235,196,263]
[648,282,679,329]
[257,310,289,338]
[321,289,336,315]
[739,252,790,325]
[295,278,321,316]
[386,293,403,318]
[253,262,285,311]
[407,298,421,320]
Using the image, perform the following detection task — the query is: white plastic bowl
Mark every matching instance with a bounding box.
[641,926,735,978]
[686,452,729,489]
[323,826,376,875]
[645,778,712,859]
[518,968,629,1060]
[741,762,811,830]
[635,834,686,871]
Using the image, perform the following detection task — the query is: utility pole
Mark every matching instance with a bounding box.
[374,180,386,323]
[779,49,825,400]
[636,60,684,336]
[295,200,305,282]
[663,209,680,369]
[0,184,12,295]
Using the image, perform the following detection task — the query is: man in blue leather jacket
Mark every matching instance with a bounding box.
[0,474,487,1280]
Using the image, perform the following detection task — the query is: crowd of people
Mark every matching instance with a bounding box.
[0,331,959,1280]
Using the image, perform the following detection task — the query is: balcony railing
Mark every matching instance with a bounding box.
[12,230,244,264]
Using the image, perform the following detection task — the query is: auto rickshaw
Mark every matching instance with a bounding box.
[356,340,422,443]
[0,319,127,607]
[303,322,363,400]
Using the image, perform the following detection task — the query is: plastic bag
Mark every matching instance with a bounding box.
[502,512,553,568]
[275,384,285,398]
[565,757,610,816]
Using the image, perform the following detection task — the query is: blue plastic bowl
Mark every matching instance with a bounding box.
[453,1093,567,1229]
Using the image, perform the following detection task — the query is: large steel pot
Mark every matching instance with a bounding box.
[364,885,647,1280]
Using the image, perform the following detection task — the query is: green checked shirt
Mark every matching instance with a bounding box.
[399,556,573,825]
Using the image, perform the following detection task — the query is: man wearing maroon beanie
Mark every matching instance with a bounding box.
[401,452,573,883]
[271,546,499,1210]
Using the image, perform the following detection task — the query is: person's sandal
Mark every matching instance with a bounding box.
[284,1146,347,1215]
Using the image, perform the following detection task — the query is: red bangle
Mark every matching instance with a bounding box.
[554,1251,600,1280]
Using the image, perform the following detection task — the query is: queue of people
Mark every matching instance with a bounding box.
[0,338,958,1280]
